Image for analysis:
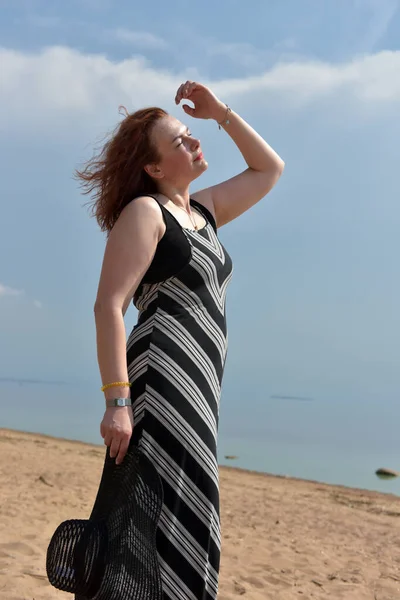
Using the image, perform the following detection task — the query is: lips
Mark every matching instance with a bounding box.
[194,152,203,162]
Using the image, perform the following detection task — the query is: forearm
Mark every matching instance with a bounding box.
[215,104,284,174]
[94,305,130,399]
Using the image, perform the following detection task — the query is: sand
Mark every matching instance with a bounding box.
[0,428,399,600]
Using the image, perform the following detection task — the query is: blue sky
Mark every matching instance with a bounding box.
[1,0,400,425]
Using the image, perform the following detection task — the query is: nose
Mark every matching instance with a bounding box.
[190,136,200,151]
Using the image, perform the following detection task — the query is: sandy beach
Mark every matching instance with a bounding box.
[0,428,399,600]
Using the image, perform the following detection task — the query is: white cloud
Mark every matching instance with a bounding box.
[0,46,399,135]
[0,46,177,129]
[112,29,167,49]
[0,284,42,309]
[0,283,23,297]
[213,51,400,107]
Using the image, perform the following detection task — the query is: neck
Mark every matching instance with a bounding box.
[157,183,191,210]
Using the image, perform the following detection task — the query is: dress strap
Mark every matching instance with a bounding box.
[142,194,172,227]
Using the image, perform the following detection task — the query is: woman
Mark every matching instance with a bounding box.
[78,81,284,600]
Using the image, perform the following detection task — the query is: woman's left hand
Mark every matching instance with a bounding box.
[175,81,226,122]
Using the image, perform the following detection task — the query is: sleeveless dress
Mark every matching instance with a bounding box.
[127,198,233,600]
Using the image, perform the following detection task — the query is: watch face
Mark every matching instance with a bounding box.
[117,398,124,406]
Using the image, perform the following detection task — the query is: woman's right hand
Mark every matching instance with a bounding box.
[100,406,134,465]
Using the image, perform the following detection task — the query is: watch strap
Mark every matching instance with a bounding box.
[105,397,132,408]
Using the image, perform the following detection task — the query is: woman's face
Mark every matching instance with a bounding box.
[147,115,208,186]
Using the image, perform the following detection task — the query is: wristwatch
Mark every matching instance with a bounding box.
[105,397,132,408]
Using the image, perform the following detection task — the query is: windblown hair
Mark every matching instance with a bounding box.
[75,106,168,232]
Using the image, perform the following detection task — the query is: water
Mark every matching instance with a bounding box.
[1,380,400,496]
[218,433,400,494]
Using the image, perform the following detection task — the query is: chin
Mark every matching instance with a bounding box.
[191,160,208,181]
[198,158,208,171]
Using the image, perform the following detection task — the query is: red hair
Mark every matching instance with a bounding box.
[76,106,168,232]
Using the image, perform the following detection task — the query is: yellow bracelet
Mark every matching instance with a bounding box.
[101,381,131,392]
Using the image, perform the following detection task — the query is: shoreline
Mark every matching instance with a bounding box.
[1,427,400,599]
[2,426,398,501]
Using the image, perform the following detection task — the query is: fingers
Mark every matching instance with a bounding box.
[116,436,130,465]
[100,407,133,464]
[103,435,113,454]
[175,83,185,105]
[175,80,197,104]
[102,428,132,464]
[109,435,121,460]
[182,104,195,116]
[108,433,131,465]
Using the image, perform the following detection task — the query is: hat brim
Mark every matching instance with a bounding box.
[46,445,164,600]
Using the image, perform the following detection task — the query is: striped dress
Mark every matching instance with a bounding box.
[127,198,233,600]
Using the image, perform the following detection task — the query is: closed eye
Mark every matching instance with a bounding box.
[176,132,192,147]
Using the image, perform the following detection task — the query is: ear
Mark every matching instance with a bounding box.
[144,163,164,180]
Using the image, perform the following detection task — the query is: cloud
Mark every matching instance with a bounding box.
[0,283,41,309]
[0,46,177,132]
[213,51,400,107]
[0,283,23,297]
[111,29,167,50]
[0,45,399,136]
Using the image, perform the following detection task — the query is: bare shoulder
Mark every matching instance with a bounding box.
[113,195,165,239]
[117,195,163,225]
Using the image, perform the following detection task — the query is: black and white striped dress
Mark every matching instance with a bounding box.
[127,198,233,600]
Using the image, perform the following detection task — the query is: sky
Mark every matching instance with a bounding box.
[1,0,400,434]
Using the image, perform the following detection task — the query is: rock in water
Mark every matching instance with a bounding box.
[375,467,399,479]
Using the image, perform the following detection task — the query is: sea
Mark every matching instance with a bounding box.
[2,379,400,497]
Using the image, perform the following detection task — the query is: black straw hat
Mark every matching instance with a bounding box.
[46,444,163,599]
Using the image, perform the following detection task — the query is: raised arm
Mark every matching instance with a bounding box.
[201,107,284,227]
[176,81,285,227]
